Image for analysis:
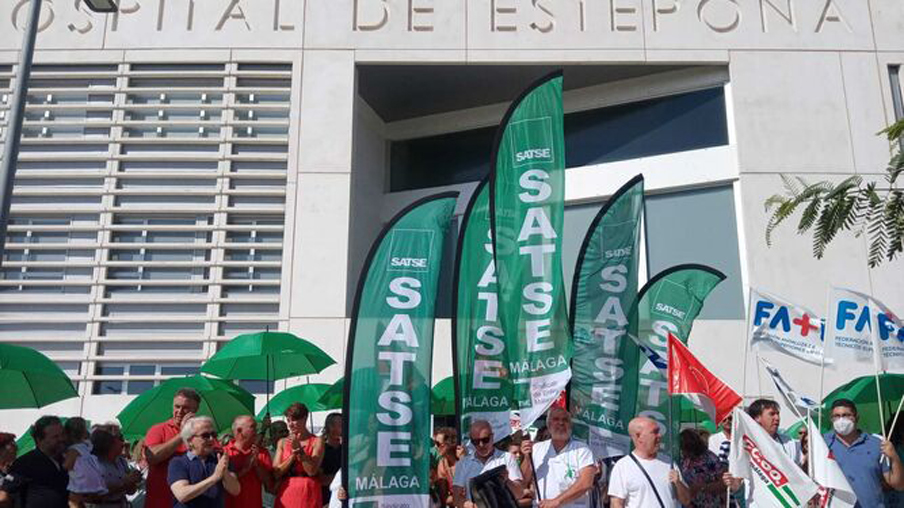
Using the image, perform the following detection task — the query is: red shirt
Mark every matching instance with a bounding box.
[144,419,186,508]
[224,441,273,508]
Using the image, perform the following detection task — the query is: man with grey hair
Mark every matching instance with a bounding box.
[521,407,596,508]
[452,420,523,508]
[145,388,201,508]
[168,416,240,507]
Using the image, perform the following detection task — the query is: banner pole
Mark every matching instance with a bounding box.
[875,372,888,440]
[889,392,904,440]
[870,297,888,440]
[668,393,675,465]
[817,352,826,434]
[741,288,753,402]
[754,353,764,399]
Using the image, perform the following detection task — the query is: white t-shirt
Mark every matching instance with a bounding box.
[531,439,595,508]
[607,453,678,508]
[452,448,522,500]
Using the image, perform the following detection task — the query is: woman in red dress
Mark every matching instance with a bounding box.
[273,403,325,508]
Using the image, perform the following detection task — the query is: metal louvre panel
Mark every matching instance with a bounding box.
[0,61,292,395]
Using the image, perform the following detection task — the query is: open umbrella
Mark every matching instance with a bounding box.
[201,331,336,415]
[318,377,344,409]
[117,375,254,438]
[255,383,336,419]
[0,343,78,409]
[821,373,904,435]
[432,376,455,416]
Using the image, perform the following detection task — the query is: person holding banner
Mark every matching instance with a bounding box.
[608,417,689,508]
[451,420,523,508]
[521,407,597,508]
[824,399,904,507]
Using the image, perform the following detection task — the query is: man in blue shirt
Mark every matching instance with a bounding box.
[824,399,904,507]
[168,416,240,508]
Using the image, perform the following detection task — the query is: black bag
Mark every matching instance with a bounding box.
[469,465,520,508]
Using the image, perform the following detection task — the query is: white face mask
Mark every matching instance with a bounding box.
[833,417,855,436]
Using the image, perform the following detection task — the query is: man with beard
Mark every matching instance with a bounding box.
[521,407,596,508]
[144,388,202,508]
[9,416,69,507]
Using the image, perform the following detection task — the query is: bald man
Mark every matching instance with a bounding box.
[452,420,523,508]
[521,407,596,508]
[607,417,690,508]
[224,415,272,508]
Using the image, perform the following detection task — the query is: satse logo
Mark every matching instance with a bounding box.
[515,148,552,163]
[387,228,434,273]
[509,117,554,167]
[390,257,427,268]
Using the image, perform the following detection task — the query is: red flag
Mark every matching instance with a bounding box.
[667,333,742,425]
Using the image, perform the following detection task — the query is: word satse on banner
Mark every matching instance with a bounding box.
[374,276,422,474]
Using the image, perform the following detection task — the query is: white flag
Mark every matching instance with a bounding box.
[759,357,819,417]
[825,287,904,373]
[729,408,819,508]
[807,419,857,508]
[749,289,827,365]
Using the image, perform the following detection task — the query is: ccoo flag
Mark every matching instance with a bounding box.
[569,174,644,458]
[667,333,742,426]
[490,71,571,429]
[749,288,827,365]
[729,407,819,508]
[342,192,458,508]
[825,287,904,373]
[807,419,857,508]
[453,179,514,441]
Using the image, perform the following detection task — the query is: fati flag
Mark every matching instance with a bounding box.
[825,287,904,373]
[807,419,857,508]
[490,71,571,429]
[342,192,458,508]
[453,179,513,441]
[569,174,644,458]
[625,264,724,453]
[667,333,741,426]
[749,288,827,365]
[758,357,819,417]
[729,408,819,508]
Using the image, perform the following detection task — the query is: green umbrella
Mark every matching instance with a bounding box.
[201,331,336,414]
[117,375,254,438]
[255,383,337,419]
[432,376,455,416]
[821,373,904,435]
[0,343,78,409]
[318,377,344,409]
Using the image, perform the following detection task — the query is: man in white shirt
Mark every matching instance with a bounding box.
[707,413,732,465]
[608,417,690,508]
[722,399,805,506]
[452,420,523,508]
[521,407,596,508]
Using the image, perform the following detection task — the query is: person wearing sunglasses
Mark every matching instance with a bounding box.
[452,420,523,508]
[168,416,240,508]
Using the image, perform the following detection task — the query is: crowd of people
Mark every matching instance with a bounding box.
[2,390,904,508]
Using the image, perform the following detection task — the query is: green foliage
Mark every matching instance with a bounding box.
[765,119,904,267]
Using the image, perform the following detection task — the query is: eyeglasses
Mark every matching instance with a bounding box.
[471,436,492,446]
[195,432,217,440]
